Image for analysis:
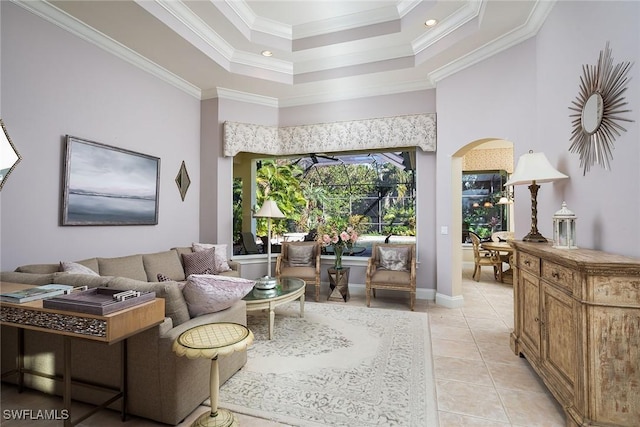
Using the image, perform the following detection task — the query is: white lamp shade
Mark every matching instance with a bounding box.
[504,152,568,186]
[254,199,286,218]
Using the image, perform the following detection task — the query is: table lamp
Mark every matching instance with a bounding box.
[504,151,568,242]
[253,199,285,288]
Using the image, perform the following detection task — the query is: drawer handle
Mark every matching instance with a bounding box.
[524,260,531,266]
[552,272,560,279]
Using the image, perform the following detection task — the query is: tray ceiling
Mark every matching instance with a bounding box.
[19,0,555,105]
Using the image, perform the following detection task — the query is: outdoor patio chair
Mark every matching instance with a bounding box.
[241,232,262,255]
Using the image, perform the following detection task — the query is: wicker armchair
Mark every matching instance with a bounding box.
[366,243,416,310]
[275,241,322,302]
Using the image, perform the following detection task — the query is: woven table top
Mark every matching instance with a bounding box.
[173,322,253,359]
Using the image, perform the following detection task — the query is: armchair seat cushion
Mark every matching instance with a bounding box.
[369,269,412,286]
[279,266,316,281]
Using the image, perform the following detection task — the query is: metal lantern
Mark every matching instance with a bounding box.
[553,201,577,249]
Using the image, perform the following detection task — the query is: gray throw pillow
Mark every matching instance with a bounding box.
[378,246,410,271]
[287,244,315,267]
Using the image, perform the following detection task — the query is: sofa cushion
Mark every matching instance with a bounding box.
[74,258,100,273]
[182,275,255,317]
[182,249,215,276]
[52,272,113,288]
[106,277,190,326]
[0,272,56,285]
[143,250,185,282]
[192,243,232,273]
[15,264,59,274]
[60,261,99,276]
[98,255,147,281]
[378,246,410,271]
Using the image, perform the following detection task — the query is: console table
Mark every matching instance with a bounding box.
[0,281,165,426]
[509,242,640,426]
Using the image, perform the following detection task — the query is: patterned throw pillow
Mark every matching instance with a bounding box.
[378,246,410,271]
[182,248,216,276]
[157,273,171,282]
[192,243,232,273]
[183,274,255,317]
[59,261,99,276]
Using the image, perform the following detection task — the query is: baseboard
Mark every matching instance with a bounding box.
[435,292,465,308]
[321,282,436,301]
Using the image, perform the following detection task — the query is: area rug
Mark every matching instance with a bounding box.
[216,301,437,426]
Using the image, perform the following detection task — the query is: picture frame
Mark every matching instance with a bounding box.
[61,136,160,225]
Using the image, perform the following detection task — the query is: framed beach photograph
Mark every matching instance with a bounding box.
[61,136,160,225]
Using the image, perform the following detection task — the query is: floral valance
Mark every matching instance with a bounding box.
[223,113,436,157]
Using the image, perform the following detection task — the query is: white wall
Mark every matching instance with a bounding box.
[435,38,538,304]
[535,0,639,256]
[0,3,202,270]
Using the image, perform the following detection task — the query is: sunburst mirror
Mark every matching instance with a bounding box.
[569,42,634,175]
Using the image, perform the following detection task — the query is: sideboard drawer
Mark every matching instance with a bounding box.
[519,252,540,274]
[542,261,575,294]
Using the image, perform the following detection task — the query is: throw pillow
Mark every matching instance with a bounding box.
[157,273,171,282]
[287,244,315,267]
[59,261,99,276]
[182,275,255,317]
[182,248,215,276]
[378,246,410,271]
[192,243,232,273]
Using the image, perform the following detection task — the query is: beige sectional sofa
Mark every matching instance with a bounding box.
[0,246,247,425]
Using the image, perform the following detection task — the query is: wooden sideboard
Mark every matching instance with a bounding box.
[509,241,640,426]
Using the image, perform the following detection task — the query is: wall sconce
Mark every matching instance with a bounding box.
[505,151,568,242]
[553,201,577,249]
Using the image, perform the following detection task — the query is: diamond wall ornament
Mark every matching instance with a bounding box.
[175,161,191,201]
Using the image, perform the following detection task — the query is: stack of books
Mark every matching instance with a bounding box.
[0,284,74,304]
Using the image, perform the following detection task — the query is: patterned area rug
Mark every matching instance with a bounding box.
[217,301,437,426]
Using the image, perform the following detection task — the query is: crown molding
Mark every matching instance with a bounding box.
[215,88,279,108]
[428,0,556,84]
[13,0,202,99]
[278,78,434,108]
[412,0,483,55]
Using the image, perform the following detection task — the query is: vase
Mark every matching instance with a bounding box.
[333,245,343,269]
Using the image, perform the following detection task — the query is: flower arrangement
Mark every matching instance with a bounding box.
[320,227,359,252]
[319,226,358,269]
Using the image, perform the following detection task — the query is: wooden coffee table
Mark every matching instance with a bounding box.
[242,277,305,339]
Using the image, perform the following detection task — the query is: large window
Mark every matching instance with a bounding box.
[462,171,508,242]
[233,151,416,251]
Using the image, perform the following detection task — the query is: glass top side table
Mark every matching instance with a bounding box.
[173,322,253,427]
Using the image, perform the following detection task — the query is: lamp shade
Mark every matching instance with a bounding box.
[504,151,568,186]
[254,199,285,218]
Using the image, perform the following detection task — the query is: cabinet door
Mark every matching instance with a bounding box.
[519,270,541,360]
[541,283,576,402]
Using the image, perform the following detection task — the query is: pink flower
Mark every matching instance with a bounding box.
[322,234,332,244]
[340,231,350,242]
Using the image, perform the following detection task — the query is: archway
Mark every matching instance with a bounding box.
[450,139,514,299]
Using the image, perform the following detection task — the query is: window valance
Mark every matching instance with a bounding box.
[223,113,436,157]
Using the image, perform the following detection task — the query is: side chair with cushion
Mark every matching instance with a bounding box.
[470,232,502,282]
[366,243,416,311]
[276,241,321,302]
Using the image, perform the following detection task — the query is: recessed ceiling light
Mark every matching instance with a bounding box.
[261,50,273,57]
[424,19,437,27]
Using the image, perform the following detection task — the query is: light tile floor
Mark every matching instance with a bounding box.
[1,265,565,426]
